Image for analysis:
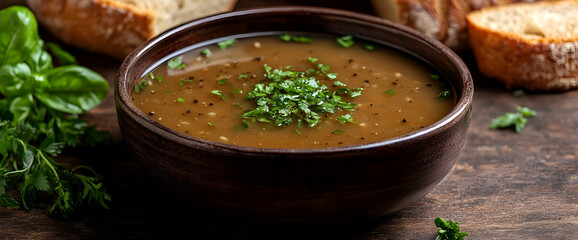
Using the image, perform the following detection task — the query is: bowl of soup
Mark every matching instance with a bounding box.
[115,6,473,224]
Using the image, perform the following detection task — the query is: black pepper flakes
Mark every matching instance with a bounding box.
[353,73,358,77]
[402,118,407,123]
[209,102,214,106]
[148,111,155,115]
[193,99,199,103]
[186,109,191,114]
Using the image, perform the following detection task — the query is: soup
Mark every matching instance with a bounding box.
[130,34,455,148]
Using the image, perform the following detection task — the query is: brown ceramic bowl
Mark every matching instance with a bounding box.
[115,6,473,224]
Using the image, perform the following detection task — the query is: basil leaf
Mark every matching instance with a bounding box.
[0,63,33,97]
[8,94,34,123]
[0,6,39,66]
[26,39,52,73]
[35,65,109,114]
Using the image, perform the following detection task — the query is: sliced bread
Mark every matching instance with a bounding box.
[371,0,549,51]
[26,0,237,59]
[466,0,578,92]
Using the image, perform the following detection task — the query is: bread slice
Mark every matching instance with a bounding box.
[467,0,578,92]
[371,0,549,51]
[26,0,237,59]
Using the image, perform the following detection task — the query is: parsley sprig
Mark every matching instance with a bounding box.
[489,106,536,133]
[435,217,469,240]
[243,59,361,127]
[0,6,111,217]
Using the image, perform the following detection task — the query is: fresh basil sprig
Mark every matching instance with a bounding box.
[0,6,110,217]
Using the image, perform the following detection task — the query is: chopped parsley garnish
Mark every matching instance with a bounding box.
[211,90,225,100]
[134,79,147,93]
[333,130,345,134]
[218,38,236,50]
[217,78,228,84]
[365,44,375,51]
[431,73,441,80]
[336,114,355,124]
[242,60,361,127]
[235,120,250,131]
[386,89,395,95]
[280,34,313,43]
[336,35,355,48]
[334,81,346,87]
[489,106,536,133]
[179,79,194,86]
[238,74,249,79]
[201,48,212,57]
[177,98,185,103]
[167,56,187,70]
[437,90,452,99]
[435,217,469,240]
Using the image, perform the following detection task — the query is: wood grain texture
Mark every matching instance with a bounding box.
[1,0,577,239]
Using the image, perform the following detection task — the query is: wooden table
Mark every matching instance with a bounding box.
[1,1,576,239]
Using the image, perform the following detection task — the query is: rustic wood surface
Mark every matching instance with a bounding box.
[1,0,576,239]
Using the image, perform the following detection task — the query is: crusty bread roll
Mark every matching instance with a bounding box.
[26,0,237,59]
[467,0,578,92]
[370,0,549,51]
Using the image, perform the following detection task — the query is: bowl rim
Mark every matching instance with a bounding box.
[116,6,474,154]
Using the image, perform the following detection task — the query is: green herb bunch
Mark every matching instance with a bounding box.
[0,6,111,216]
[435,217,469,240]
[243,57,362,128]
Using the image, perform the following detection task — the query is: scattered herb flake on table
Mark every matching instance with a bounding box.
[489,106,536,133]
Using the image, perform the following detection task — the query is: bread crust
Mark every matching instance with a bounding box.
[26,0,237,59]
[467,1,578,92]
[372,0,548,51]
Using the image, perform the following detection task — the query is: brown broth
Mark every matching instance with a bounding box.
[131,34,455,149]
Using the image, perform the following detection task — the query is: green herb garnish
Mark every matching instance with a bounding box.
[437,90,452,99]
[333,130,345,134]
[217,78,228,84]
[336,114,355,124]
[218,38,236,50]
[386,89,395,95]
[134,79,147,93]
[435,217,469,240]
[211,90,225,100]
[238,74,249,79]
[243,60,360,127]
[489,106,536,133]
[364,44,375,51]
[167,56,187,70]
[336,35,355,48]
[280,34,313,43]
[177,98,185,103]
[0,6,110,217]
[201,48,212,57]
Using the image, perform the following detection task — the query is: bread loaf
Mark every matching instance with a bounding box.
[467,0,578,92]
[26,0,237,59]
[370,0,549,51]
